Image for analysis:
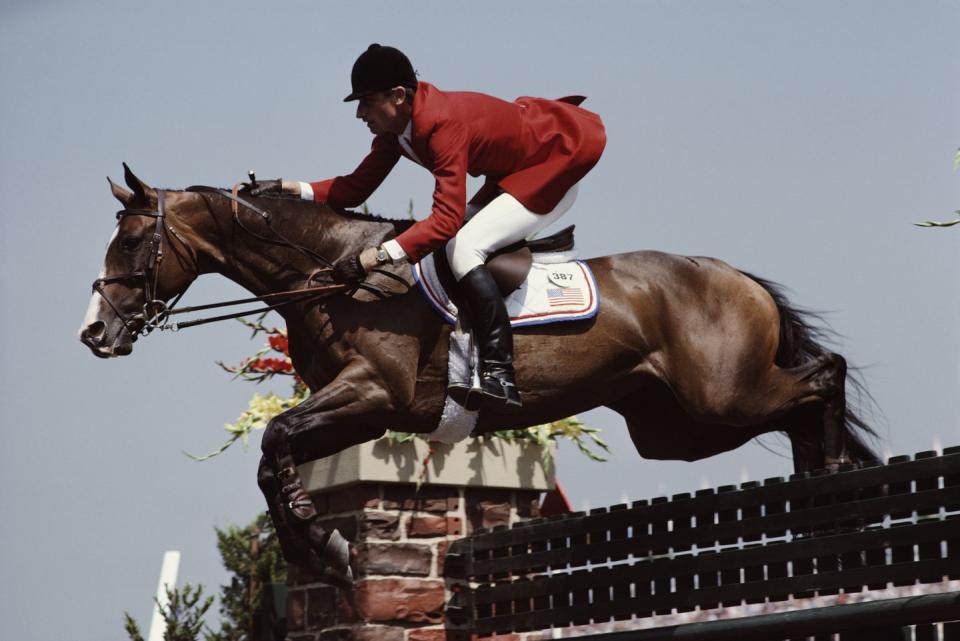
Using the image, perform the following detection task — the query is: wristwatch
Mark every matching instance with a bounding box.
[375,245,390,265]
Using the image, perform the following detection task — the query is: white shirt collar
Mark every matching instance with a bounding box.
[397,119,421,165]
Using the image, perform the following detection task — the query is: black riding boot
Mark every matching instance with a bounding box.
[448,265,522,412]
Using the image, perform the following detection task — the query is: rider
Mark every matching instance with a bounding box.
[251,44,605,412]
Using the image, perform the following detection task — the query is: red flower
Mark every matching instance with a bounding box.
[245,357,294,373]
[268,334,289,355]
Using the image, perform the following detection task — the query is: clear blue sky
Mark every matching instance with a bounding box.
[1,1,957,639]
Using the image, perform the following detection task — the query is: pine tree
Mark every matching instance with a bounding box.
[207,512,287,641]
[124,584,214,641]
[123,513,287,641]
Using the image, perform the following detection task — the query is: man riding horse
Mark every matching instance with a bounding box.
[249,44,606,413]
[80,44,878,589]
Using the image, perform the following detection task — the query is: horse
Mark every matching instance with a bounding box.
[79,165,878,585]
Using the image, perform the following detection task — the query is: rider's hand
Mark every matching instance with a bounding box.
[240,178,285,197]
[333,254,367,286]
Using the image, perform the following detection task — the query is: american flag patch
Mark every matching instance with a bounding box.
[547,287,585,307]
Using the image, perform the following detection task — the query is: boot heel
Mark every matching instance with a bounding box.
[446,383,473,407]
[447,383,483,411]
[463,387,484,412]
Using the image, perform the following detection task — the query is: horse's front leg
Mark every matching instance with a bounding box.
[259,362,399,586]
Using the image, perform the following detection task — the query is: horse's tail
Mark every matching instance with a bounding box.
[744,273,881,465]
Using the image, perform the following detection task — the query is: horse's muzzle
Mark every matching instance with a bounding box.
[79,320,134,358]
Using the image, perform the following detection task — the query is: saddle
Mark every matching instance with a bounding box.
[434,225,577,302]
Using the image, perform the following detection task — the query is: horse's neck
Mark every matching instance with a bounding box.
[188,195,395,295]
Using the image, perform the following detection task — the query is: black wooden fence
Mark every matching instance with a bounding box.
[444,447,960,640]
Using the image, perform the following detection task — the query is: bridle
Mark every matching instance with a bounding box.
[89,186,391,336]
[92,190,184,335]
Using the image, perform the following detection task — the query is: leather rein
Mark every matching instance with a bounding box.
[90,186,389,335]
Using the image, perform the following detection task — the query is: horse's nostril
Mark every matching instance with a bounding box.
[81,321,106,344]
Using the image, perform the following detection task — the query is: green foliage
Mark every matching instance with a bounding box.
[191,319,305,461]
[488,416,610,473]
[915,148,960,227]
[123,614,144,641]
[122,515,286,641]
[187,389,308,461]
[124,584,214,641]
[383,415,609,473]
[383,415,609,490]
[207,513,287,641]
[915,213,960,228]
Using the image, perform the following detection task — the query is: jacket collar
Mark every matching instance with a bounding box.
[405,80,437,164]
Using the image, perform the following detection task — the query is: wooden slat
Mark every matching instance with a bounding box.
[915,451,943,584]
[471,517,959,608]
[470,486,960,576]
[465,453,960,554]
[475,559,960,634]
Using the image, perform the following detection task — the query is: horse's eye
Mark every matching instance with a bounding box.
[120,236,142,252]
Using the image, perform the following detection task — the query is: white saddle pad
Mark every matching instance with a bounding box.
[412,253,600,327]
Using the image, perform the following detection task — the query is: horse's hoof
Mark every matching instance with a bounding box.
[300,548,354,589]
[322,528,351,573]
[321,564,354,589]
[306,523,352,583]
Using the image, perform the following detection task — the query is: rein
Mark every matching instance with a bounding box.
[92,187,354,334]
[146,280,349,331]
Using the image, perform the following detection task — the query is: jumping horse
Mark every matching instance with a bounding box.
[79,165,878,585]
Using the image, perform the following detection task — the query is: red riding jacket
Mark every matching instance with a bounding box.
[309,81,606,264]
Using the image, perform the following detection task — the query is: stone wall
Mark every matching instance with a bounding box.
[286,482,542,641]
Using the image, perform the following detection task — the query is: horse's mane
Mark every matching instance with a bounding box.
[184,187,418,234]
[331,204,417,233]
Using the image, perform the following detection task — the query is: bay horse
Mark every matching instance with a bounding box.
[79,165,877,585]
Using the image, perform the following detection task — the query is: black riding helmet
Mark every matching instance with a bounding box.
[343,43,418,102]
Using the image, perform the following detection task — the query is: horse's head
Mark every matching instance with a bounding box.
[79,164,197,357]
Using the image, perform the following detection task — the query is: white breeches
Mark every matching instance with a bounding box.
[445,185,579,281]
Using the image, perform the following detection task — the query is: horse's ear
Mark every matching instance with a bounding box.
[108,176,135,207]
[122,162,155,203]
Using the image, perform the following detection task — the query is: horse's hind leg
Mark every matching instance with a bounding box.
[803,352,848,465]
[782,352,849,471]
[664,351,851,473]
[719,352,851,472]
